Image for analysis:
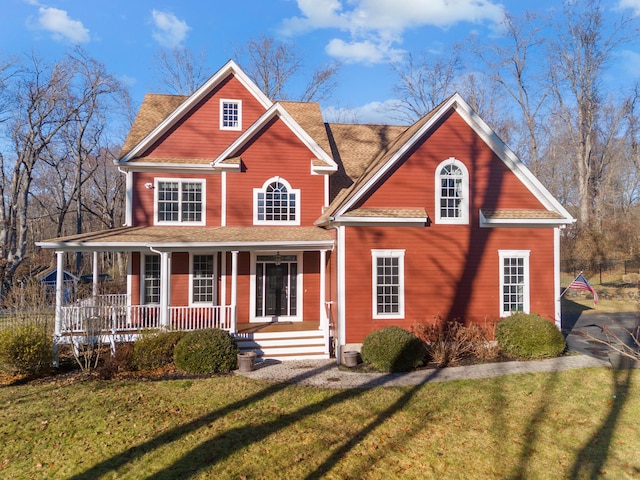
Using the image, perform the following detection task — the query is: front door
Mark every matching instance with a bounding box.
[255,254,298,320]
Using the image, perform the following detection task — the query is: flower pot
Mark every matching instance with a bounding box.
[343,351,360,368]
[237,352,257,372]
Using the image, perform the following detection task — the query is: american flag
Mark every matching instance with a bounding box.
[568,273,598,304]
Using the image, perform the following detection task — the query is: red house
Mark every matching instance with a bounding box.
[38,60,574,362]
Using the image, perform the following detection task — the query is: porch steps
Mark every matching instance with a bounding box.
[235,329,329,361]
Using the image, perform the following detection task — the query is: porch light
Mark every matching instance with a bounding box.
[144,182,154,189]
[275,252,281,266]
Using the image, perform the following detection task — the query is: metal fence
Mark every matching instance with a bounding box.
[561,256,640,285]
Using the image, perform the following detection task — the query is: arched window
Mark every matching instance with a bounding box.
[254,177,300,225]
[435,158,469,224]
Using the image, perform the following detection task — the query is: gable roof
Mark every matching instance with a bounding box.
[318,93,574,226]
[211,102,337,174]
[118,60,272,164]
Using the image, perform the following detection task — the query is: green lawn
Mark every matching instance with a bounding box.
[1,367,639,479]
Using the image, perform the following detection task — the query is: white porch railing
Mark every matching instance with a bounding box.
[59,300,235,334]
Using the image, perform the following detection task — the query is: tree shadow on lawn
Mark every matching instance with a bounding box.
[69,364,443,479]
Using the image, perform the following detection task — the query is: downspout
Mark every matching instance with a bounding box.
[149,246,170,329]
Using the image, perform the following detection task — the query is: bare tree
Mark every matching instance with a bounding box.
[237,35,340,102]
[389,47,462,124]
[152,46,210,95]
[471,11,550,172]
[548,0,635,227]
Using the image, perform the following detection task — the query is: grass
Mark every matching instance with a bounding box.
[1,367,639,479]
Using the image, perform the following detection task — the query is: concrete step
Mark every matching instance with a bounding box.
[235,330,328,361]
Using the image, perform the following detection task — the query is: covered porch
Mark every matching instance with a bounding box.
[37,226,335,360]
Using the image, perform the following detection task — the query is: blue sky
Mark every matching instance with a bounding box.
[2,0,640,126]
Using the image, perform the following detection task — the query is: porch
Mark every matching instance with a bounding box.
[56,294,331,360]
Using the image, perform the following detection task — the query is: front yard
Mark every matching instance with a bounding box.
[1,366,639,479]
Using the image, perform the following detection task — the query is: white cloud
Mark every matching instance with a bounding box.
[151,10,190,48]
[618,0,640,16]
[35,7,90,44]
[324,99,406,125]
[283,0,504,64]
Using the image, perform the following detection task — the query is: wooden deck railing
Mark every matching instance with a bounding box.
[59,303,235,334]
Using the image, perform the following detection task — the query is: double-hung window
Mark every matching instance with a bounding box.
[499,250,530,316]
[191,254,215,304]
[254,177,300,225]
[155,179,205,225]
[372,250,405,319]
[220,99,241,130]
[435,158,469,224]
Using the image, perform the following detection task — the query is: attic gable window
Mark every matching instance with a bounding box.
[155,178,205,225]
[254,177,300,225]
[435,158,469,224]
[220,99,241,130]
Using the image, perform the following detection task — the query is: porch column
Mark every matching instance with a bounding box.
[92,251,99,300]
[320,249,327,328]
[53,251,64,367]
[159,251,171,329]
[231,250,238,332]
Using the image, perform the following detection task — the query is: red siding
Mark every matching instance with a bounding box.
[225,117,325,227]
[343,226,555,343]
[141,76,267,159]
[131,172,222,227]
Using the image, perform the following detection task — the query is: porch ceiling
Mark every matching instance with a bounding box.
[36,225,335,252]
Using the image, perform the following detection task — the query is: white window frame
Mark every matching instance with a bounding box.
[249,251,303,322]
[499,250,530,317]
[220,99,242,131]
[371,249,405,319]
[154,178,206,226]
[435,158,469,225]
[141,253,161,305]
[253,177,301,226]
[189,253,217,305]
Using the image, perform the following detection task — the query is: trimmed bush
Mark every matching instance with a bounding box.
[361,326,424,372]
[0,325,53,376]
[496,313,566,359]
[174,329,238,374]
[133,331,185,370]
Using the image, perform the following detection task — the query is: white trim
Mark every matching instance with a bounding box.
[371,249,405,319]
[337,225,346,355]
[435,157,469,225]
[154,178,206,226]
[479,210,573,227]
[219,99,242,131]
[119,60,272,164]
[220,251,227,306]
[498,250,530,317]
[333,216,428,226]
[124,170,132,226]
[212,103,337,173]
[554,228,561,328]
[221,172,227,226]
[189,253,218,306]
[249,251,303,322]
[333,94,574,224]
[253,176,301,226]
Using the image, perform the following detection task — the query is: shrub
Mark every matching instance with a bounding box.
[0,325,53,376]
[133,331,185,370]
[410,319,500,367]
[98,343,134,379]
[174,329,238,374]
[496,313,566,359]
[360,326,424,372]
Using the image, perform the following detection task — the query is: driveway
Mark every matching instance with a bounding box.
[563,311,639,358]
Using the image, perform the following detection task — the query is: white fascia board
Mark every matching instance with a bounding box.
[212,103,337,171]
[121,163,220,174]
[333,216,428,226]
[453,96,574,222]
[479,211,574,228]
[119,60,273,164]
[37,239,335,252]
[334,93,574,224]
[334,95,460,218]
